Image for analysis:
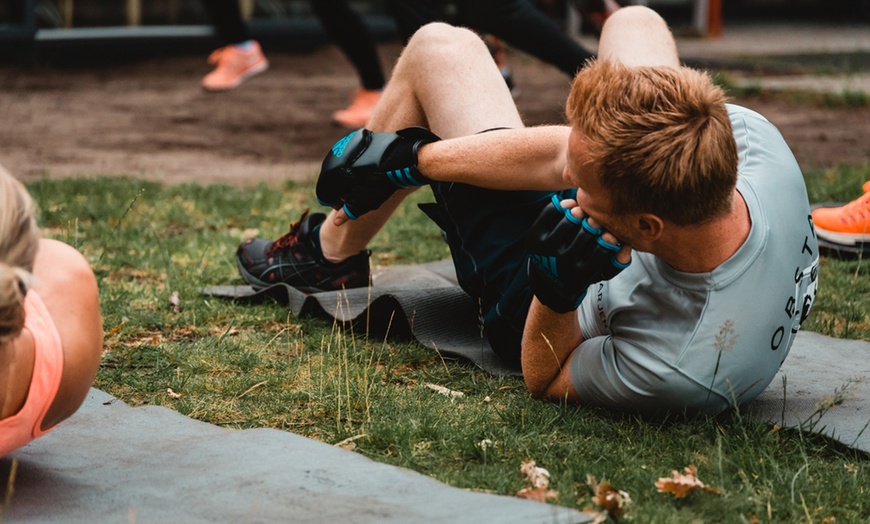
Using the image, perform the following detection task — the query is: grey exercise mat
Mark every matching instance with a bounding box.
[206,260,513,376]
[748,331,870,452]
[207,261,870,453]
[2,389,590,524]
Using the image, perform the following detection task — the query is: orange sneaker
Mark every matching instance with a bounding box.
[812,181,870,245]
[332,89,382,128]
[201,41,269,91]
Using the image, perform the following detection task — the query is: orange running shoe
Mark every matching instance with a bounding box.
[811,181,870,245]
[332,89,382,128]
[201,41,269,91]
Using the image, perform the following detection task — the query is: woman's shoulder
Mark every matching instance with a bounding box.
[31,238,99,339]
[33,239,95,288]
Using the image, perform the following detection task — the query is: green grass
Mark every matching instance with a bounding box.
[25,169,870,523]
[711,68,870,109]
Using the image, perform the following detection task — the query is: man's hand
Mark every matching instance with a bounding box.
[316,127,441,221]
[526,195,631,313]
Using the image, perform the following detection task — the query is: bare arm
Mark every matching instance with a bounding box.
[521,297,583,402]
[417,126,572,191]
[32,239,103,430]
[521,205,633,402]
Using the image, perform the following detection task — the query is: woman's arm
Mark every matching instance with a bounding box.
[31,239,103,430]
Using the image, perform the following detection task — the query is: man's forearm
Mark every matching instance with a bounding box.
[416,126,572,191]
[521,297,583,402]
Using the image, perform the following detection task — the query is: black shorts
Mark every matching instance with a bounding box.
[420,180,576,369]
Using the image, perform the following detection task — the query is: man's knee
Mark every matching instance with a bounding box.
[602,5,667,32]
[406,22,489,60]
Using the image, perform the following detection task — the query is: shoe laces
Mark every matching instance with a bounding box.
[836,181,870,223]
[266,210,310,256]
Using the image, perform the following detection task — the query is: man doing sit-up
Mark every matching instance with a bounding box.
[237,7,819,416]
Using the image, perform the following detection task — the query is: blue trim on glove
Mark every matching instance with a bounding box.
[386,167,426,188]
[581,217,602,236]
[611,257,631,270]
[596,236,620,252]
[330,131,357,158]
[564,209,583,225]
[342,203,359,221]
[550,193,586,226]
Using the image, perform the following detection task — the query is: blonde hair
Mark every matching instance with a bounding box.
[566,60,738,226]
[0,165,40,342]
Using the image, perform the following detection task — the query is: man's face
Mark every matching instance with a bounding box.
[564,128,633,245]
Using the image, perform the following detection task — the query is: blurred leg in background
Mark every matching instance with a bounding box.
[200,0,386,127]
[200,0,269,91]
[386,0,611,93]
[311,0,388,128]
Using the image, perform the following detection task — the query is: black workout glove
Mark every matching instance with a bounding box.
[526,195,631,313]
[316,127,441,220]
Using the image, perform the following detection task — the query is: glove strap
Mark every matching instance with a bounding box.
[386,127,440,188]
[385,166,429,188]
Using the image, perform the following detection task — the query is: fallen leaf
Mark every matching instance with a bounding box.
[334,434,366,447]
[515,486,558,502]
[815,394,843,411]
[169,291,180,312]
[655,465,721,498]
[209,326,240,337]
[520,460,551,489]
[586,474,631,518]
[424,383,464,398]
[105,321,126,338]
[129,333,162,348]
[334,434,367,451]
[128,269,154,280]
[515,460,558,502]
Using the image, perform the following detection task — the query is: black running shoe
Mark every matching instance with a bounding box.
[236,210,370,292]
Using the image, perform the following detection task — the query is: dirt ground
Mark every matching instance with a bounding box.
[1,42,869,187]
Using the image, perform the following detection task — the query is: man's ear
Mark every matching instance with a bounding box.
[637,213,664,241]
